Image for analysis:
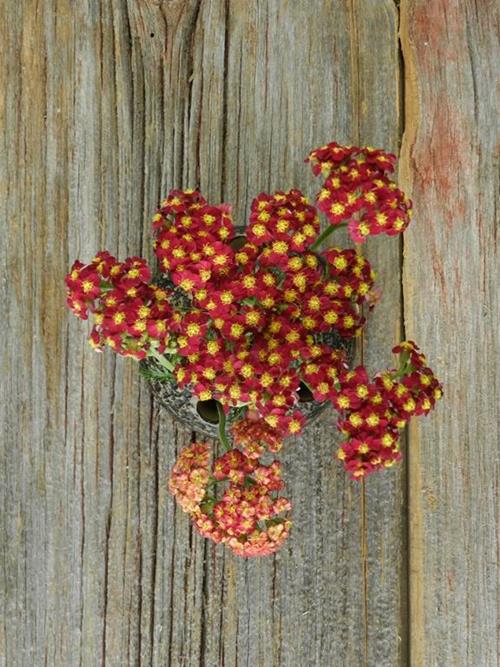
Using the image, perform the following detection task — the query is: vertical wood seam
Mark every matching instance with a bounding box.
[399,2,424,665]
[220,0,230,203]
[352,2,409,664]
[360,480,369,667]
[395,2,411,664]
[149,398,160,663]
[348,4,368,662]
[348,0,361,146]
[79,354,86,667]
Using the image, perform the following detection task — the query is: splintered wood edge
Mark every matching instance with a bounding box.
[399,2,425,664]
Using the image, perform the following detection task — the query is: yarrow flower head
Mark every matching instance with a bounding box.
[168,443,211,513]
[334,341,443,479]
[65,139,443,556]
[231,413,284,459]
[168,443,292,557]
[65,252,174,360]
[306,141,412,244]
[247,189,320,255]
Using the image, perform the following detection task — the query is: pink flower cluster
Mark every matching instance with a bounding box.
[169,443,292,557]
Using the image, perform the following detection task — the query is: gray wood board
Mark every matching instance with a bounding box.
[1,1,497,666]
[400,1,499,665]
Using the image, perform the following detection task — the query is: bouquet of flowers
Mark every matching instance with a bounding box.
[65,141,442,557]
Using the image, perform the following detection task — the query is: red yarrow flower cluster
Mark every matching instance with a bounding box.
[168,443,292,557]
[65,139,444,556]
[65,252,174,360]
[153,189,235,292]
[334,341,443,479]
[306,141,412,243]
[247,189,320,256]
[148,186,378,432]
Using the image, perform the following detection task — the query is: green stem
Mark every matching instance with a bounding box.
[148,347,175,372]
[393,361,415,380]
[216,402,231,452]
[243,475,257,488]
[310,221,348,250]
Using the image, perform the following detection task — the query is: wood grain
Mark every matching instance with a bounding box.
[0,1,497,666]
[400,1,499,665]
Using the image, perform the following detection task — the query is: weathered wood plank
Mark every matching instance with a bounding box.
[0,1,419,665]
[353,3,408,664]
[400,1,499,665]
[140,2,405,665]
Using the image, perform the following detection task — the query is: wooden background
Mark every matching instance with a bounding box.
[0,1,498,665]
